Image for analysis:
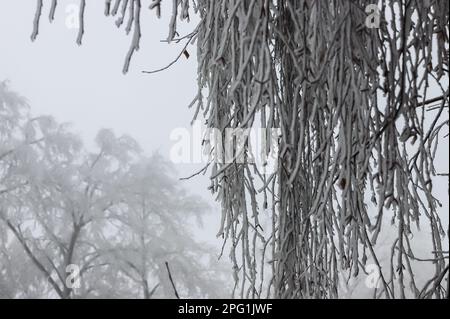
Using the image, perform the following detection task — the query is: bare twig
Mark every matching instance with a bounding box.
[165,261,180,299]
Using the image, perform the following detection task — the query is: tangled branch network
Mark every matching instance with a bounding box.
[30,0,449,299]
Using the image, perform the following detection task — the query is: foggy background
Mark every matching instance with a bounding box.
[0,1,221,243]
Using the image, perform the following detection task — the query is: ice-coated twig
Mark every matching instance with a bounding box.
[76,0,86,46]
[49,0,57,22]
[122,0,141,74]
[31,0,43,41]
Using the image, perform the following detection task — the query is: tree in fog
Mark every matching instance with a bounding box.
[14,0,450,298]
[0,85,127,298]
[0,82,227,298]
[100,155,225,298]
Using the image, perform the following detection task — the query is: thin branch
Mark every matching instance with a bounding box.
[165,261,180,299]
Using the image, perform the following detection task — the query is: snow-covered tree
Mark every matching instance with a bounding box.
[17,0,450,298]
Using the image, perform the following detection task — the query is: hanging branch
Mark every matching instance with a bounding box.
[76,0,86,45]
[49,0,57,22]
[31,0,43,41]
[123,0,141,73]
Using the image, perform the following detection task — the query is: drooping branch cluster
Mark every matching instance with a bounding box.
[193,0,449,299]
[29,0,449,299]
[31,0,194,73]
